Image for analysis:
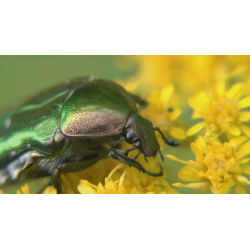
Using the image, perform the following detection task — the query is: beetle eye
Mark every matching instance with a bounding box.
[125,133,138,144]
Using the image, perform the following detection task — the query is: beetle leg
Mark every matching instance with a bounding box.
[154,127,180,146]
[109,150,163,177]
[0,150,46,186]
[134,151,141,160]
[124,146,137,156]
[48,156,101,193]
[159,149,164,162]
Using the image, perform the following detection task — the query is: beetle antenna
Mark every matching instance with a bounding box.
[154,127,180,146]
[144,155,148,163]
[159,149,164,162]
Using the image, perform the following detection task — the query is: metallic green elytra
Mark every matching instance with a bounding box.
[0,77,179,192]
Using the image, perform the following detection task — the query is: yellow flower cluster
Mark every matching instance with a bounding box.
[78,160,179,194]
[126,55,250,194]
[187,82,250,138]
[122,55,246,105]
[168,135,250,194]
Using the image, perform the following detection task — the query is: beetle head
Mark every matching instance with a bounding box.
[124,113,160,157]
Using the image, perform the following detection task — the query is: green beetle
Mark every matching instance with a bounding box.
[0,77,179,191]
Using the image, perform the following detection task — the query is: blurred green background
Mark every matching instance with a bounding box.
[0,56,137,109]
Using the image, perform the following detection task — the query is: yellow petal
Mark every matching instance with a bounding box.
[186,122,206,136]
[238,111,250,122]
[236,185,247,194]
[186,182,207,189]
[195,136,207,150]
[80,180,97,189]
[227,124,241,136]
[105,180,116,193]
[169,126,186,140]
[0,189,4,194]
[190,142,204,163]
[236,151,250,159]
[164,187,180,194]
[239,140,250,152]
[226,83,244,99]
[160,85,174,105]
[78,183,96,194]
[234,175,250,185]
[204,136,219,145]
[239,124,250,137]
[168,108,181,121]
[237,96,250,110]
[192,111,202,119]
[211,183,231,194]
[173,182,206,189]
[239,158,249,164]
[97,183,105,194]
[20,183,30,194]
[237,141,250,158]
[178,166,200,181]
[187,160,203,169]
[228,136,247,147]
[131,187,138,194]
[216,82,225,96]
[188,93,209,110]
[172,183,186,187]
[42,186,57,194]
[241,166,250,175]
[166,154,188,164]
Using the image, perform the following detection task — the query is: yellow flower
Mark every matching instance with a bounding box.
[167,136,250,194]
[139,85,186,141]
[78,163,130,194]
[78,178,128,194]
[17,183,30,194]
[16,184,57,194]
[126,55,234,103]
[61,158,119,194]
[78,155,179,194]
[187,82,250,137]
[42,186,57,194]
[0,189,4,194]
[122,156,179,194]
